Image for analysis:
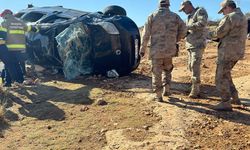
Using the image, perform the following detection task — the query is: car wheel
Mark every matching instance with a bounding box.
[103,5,127,16]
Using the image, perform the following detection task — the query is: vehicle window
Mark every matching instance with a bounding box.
[40,15,69,23]
[49,18,68,23]
[15,12,25,18]
[22,12,45,22]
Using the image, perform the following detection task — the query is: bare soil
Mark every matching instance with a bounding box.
[0,40,250,150]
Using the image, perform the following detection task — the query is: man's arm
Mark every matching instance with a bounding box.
[174,15,187,57]
[177,15,187,42]
[209,16,231,39]
[140,15,152,57]
[0,24,7,43]
[187,8,208,31]
[24,24,39,33]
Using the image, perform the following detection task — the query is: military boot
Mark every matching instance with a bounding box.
[154,91,163,102]
[231,92,241,105]
[188,83,200,98]
[151,91,163,102]
[155,97,163,102]
[163,84,171,96]
[213,101,232,111]
[152,95,163,102]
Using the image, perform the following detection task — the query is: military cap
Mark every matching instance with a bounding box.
[218,0,236,14]
[179,0,192,12]
[159,0,170,5]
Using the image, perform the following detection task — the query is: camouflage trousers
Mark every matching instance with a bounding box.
[216,60,238,102]
[187,48,204,83]
[151,57,173,97]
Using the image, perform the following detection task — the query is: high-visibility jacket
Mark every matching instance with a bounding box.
[0,25,7,45]
[1,14,38,52]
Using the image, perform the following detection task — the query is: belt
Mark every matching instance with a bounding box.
[0,40,6,45]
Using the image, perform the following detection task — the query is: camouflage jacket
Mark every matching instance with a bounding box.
[186,7,208,50]
[210,8,248,62]
[140,7,186,59]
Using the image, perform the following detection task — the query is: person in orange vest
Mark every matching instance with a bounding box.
[0,9,38,86]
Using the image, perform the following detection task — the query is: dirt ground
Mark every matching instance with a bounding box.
[0,40,250,150]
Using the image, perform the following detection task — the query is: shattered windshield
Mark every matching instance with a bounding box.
[56,23,93,79]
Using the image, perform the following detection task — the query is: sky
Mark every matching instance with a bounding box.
[0,0,249,27]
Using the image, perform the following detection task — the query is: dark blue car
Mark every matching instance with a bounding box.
[15,6,141,79]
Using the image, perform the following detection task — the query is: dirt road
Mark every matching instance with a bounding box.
[0,40,250,150]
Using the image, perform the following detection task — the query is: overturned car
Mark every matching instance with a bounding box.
[16,6,141,79]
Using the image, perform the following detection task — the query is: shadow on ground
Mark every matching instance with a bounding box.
[4,79,95,121]
[0,118,10,138]
[166,96,250,126]
[3,72,250,126]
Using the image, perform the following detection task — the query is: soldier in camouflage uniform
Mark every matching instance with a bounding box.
[140,0,186,102]
[179,0,208,98]
[208,0,247,111]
